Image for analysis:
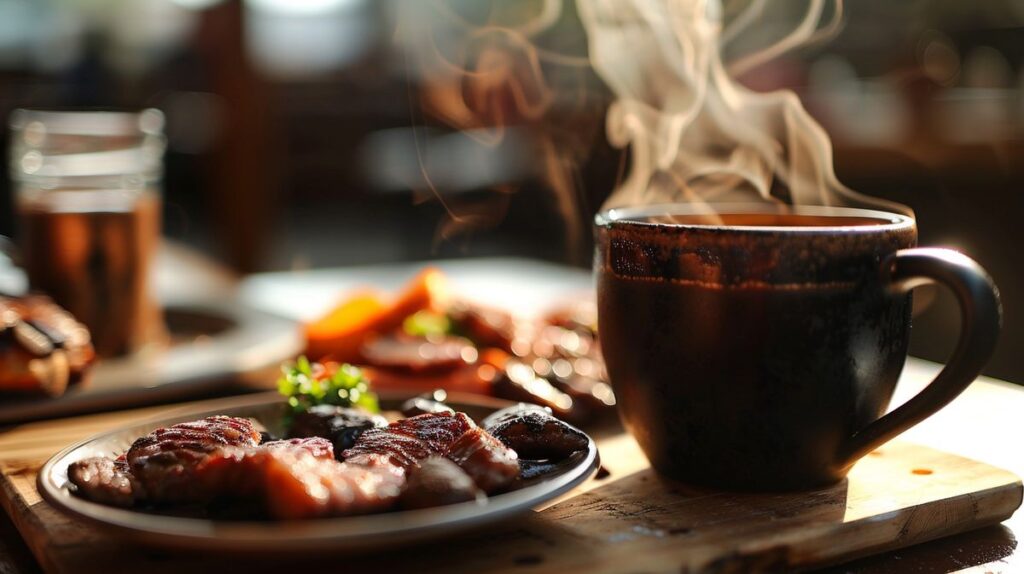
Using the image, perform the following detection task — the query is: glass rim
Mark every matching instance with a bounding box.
[9,108,165,137]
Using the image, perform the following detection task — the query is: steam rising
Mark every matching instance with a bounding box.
[578,0,910,215]
[394,0,594,256]
[397,0,910,253]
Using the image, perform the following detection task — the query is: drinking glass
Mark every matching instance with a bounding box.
[9,109,167,357]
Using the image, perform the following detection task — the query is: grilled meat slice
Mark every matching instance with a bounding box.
[390,411,476,451]
[339,411,518,494]
[343,430,434,470]
[343,411,475,470]
[192,442,402,519]
[67,456,139,507]
[399,456,483,510]
[261,450,404,519]
[361,335,474,374]
[125,416,261,503]
[346,411,517,494]
[446,427,519,493]
[484,404,589,460]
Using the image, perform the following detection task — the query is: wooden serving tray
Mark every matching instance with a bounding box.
[0,396,1020,573]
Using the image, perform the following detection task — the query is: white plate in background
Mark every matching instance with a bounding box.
[240,257,594,322]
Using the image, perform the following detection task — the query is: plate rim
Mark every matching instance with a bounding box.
[37,391,600,551]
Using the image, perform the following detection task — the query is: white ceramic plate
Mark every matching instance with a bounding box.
[37,392,599,553]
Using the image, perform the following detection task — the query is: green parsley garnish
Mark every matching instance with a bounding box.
[402,310,451,338]
[277,356,379,418]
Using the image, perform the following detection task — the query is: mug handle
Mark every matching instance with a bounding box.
[836,247,1002,468]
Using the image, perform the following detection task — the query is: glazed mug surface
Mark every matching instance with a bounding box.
[595,203,1001,490]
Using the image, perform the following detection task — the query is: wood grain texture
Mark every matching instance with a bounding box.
[0,397,1020,574]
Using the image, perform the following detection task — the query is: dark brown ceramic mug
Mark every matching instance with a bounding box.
[595,203,1001,490]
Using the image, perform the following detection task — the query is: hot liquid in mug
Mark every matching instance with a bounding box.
[595,204,1001,490]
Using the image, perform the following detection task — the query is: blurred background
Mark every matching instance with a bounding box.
[0,0,1022,382]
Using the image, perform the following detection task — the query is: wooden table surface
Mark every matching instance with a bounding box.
[822,360,1024,573]
[0,358,1021,573]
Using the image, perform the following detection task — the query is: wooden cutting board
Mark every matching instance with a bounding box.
[0,396,1020,574]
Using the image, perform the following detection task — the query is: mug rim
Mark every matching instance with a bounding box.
[595,203,915,234]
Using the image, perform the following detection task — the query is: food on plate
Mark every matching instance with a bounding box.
[304,268,448,361]
[277,356,380,417]
[252,444,403,519]
[445,426,520,492]
[301,268,614,423]
[125,415,262,503]
[399,456,483,509]
[362,335,474,373]
[69,411,503,518]
[485,403,592,481]
[261,436,335,458]
[287,405,388,457]
[67,359,592,520]
[66,456,137,507]
[343,411,475,466]
[484,403,590,461]
[0,295,95,397]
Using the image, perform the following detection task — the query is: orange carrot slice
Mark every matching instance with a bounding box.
[375,267,449,333]
[304,292,386,361]
[303,268,451,362]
